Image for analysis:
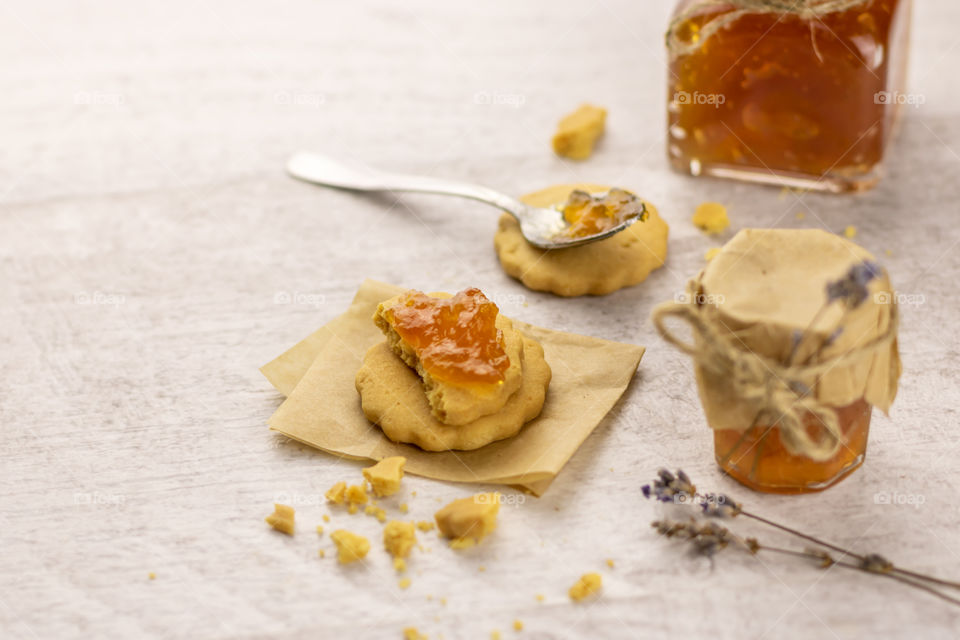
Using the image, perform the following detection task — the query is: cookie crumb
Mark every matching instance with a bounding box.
[513,620,523,631]
[330,530,370,564]
[148,572,156,580]
[265,504,295,535]
[606,558,615,568]
[844,225,857,238]
[704,247,722,262]
[398,577,412,589]
[403,628,427,640]
[363,457,406,497]
[435,493,499,548]
[384,520,417,563]
[569,573,602,602]
[552,104,607,160]
[325,482,347,505]
[365,504,387,521]
[692,202,730,234]
[346,484,368,506]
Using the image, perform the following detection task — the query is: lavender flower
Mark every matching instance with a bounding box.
[641,468,696,504]
[825,260,882,310]
[700,493,742,518]
[652,519,730,557]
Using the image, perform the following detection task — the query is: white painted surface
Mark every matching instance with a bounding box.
[2,1,959,638]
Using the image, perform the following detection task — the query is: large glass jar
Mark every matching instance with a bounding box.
[666,0,913,192]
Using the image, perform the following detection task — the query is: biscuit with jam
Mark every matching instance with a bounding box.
[374,289,523,426]
[494,183,669,297]
[355,334,550,451]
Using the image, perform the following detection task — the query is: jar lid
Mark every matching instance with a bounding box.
[701,228,886,360]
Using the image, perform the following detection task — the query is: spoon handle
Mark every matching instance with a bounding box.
[286,152,528,220]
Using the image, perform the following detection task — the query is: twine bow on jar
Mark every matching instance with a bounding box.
[666,0,870,58]
[651,284,899,462]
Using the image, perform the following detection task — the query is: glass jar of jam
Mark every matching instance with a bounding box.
[713,397,872,493]
[652,229,901,493]
[666,0,913,192]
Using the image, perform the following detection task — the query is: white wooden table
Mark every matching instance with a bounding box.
[3,1,960,638]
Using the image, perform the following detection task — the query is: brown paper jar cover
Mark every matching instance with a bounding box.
[691,228,901,435]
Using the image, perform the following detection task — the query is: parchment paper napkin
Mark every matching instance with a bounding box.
[262,279,644,496]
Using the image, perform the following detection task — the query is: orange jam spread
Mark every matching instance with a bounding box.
[385,288,509,386]
[559,188,646,238]
[713,398,872,494]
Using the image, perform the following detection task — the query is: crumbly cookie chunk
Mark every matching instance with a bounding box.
[434,493,499,546]
[494,183,669,296]
[552,104,607,160]
[569,572,602,601]
[374,295,524,426]
[355,334,550,451]
[362,456,406,497]
[330,530,370,564]
[264,503,295,535]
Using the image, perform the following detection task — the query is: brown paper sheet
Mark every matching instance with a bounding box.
[261,279,644,496]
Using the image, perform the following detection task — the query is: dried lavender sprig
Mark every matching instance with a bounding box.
[761,545,960,608]
[643,469,960,592]
[651,518,960,608]
[734,507,960,592]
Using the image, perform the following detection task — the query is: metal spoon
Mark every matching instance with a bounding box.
[286,152,644,249]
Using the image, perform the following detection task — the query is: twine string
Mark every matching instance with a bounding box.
[666,0,869,58]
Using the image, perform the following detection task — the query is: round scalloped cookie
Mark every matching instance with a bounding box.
[493,183,669,296]
[355,334,551,451]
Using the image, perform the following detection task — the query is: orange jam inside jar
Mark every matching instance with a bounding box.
[667,0,913,192]
[385,288,509,386]
[714,398,872,494]
[560,188,647,238]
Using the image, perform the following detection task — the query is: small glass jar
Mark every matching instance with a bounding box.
[666,0,913,192]
[713,398,872,493]
[652,228,901,494]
